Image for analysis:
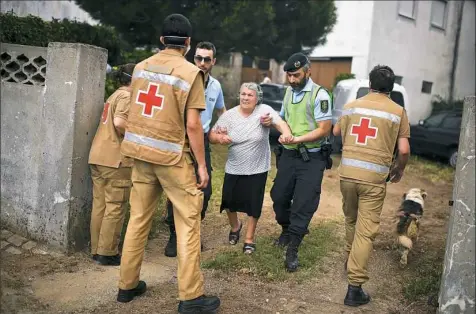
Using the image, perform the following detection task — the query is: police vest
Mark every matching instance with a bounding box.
[282,83,331,150]
[338,93,404,184]
[121,50,203,166]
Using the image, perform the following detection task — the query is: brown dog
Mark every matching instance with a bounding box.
[395,188,427,267]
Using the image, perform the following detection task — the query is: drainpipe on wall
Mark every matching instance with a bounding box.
[449,0,465,104]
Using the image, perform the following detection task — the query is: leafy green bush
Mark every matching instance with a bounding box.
[105,76,120,100]
[0,12,128,64]
[332,73,355,92]
[431,95,464,113]
[121,49,155,64]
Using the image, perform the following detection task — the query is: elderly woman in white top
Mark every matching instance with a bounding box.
[209,82,292,254]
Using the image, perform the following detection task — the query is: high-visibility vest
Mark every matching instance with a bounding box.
[282,83,331,150]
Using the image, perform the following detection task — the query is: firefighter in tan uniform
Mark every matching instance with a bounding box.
[333,65,410,307]
[88,63,135,266]
[116,14,220,313]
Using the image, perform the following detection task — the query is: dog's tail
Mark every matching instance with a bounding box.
[398,235,413,249]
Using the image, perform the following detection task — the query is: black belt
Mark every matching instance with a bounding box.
[282,148,321,158]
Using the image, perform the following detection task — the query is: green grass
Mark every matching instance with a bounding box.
[406,155,455,184]
[402,252,444,302]
[202,221,341,282]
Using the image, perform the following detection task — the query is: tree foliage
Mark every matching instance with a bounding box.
[0,12,127,64]
[74,0,337,61]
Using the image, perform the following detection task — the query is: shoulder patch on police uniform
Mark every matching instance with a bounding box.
[321,100,329,113]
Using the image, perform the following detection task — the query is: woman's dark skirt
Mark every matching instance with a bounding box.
[220,171,268,219]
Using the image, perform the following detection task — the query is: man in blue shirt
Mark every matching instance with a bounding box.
[262,53,333,272]
[164,41,226,257]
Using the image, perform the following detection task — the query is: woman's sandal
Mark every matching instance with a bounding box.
[243,243,256,254]
[228,222,243,245]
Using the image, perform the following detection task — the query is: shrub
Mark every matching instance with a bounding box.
[0,12,128,64]
[121,48,155,64]
[431,95,464,113]
[332,73,355,92]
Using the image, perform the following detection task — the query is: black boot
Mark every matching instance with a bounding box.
[164,224,177,257]
[117,280,147,303]
[178,295,221,313]
[285,234,303,272]
[344,284,371,307]
[96,254,121,266]
[274,226,291,248]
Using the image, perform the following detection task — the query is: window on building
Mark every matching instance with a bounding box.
[398,0,417,19]
[242,55,253,68]
[394,76,403,85]
[430,0,448,29]
[421,81,433,94]
[257,59,270,70]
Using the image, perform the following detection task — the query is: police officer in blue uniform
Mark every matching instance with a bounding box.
[164,41,226,257]
[263,52,333,272]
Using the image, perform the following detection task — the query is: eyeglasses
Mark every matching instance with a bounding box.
[194,56,212,63]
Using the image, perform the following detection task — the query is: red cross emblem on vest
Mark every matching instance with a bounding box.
[136,82,165,117]
[350,117,378,145]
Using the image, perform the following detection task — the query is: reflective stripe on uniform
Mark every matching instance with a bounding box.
[124,131,182,154]
[341,157,389,173]
[134,70,191,92]
[342,108,401,124]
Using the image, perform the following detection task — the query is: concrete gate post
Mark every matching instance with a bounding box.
[438,96,475,313]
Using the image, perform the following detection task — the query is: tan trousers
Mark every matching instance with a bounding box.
[90,165,132,256]
[340,180,386,286]
[119,154,204,301]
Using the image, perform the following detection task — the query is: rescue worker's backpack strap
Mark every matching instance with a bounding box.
[283,86,293,120]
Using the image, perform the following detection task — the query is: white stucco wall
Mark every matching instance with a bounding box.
[309,1,375,78]
[454,0,476,100]
[1,0,98,25]
[367,0,463,124]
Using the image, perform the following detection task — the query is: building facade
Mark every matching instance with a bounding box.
[310,0,475,124]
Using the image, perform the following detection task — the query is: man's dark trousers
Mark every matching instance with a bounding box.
[166,135,212,227]
[271,149,327,237]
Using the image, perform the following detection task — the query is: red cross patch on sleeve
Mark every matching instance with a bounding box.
[101,102,110,124]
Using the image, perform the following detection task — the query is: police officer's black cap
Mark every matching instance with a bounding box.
[284,53,310,72]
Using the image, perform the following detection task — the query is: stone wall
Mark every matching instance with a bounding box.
[1,42,107,252]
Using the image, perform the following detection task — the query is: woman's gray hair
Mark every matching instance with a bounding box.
[240,82,263,105]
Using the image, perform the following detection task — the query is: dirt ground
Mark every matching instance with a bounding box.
[1,154,453,314]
